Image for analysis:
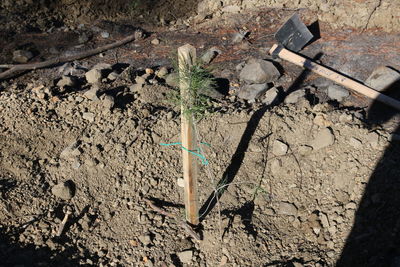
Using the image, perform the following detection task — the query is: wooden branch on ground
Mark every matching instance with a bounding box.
[144,198,201,241]
[0,33,140,80]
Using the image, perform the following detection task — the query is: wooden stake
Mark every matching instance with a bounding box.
[178,44,199,225]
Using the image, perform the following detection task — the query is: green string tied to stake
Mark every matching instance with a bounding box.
[160,142,210,165]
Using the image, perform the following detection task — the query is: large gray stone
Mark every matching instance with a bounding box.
[238,83,268,101]
[239,60,280,84]
[365,66,400,91]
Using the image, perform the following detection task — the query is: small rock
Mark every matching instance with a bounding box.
[145,68,154,75]
[165,73,179,88]
[239,60,280,84]
[298,145,313,155]
[201,47,221,64]
[107,72,119,81]
[60,142,81,159]
[284,89,306,104]
[235,62,246,72]
[92,63,112,71]
[349,137,362,148]
[82,112,95,122]
[129,83,143,92]
[264,208,275,215]
[313,113,331,127]
[276,202,298,216]
[177,178,185,188]
[345,202,357,210]
[57,75,77,88]
[313,227,321,235]
[13,50,33,63]
[151,38,160,45]
[78,33,90,44]
[292,262,304,267]
[219,255,228,266]
[231,31,248,44]
[100,31,110,38]
[84,85,99,101]
[365,66,400,91]
[139,234,152,246]
[177,250,193,263]
[135,76,147,85]
[311,128,335,150]
[327,84,349,102]
[262,87,280,105]
[51,180,75,200]
[102,95,115,110]
[319,212,330,228]
[156,66,168,78]
[272,140,288,156]
[270,158,282,176]
[222,5,241,13]
[85,69,102,84]
[238,83,268,101]
[366,132,380,148]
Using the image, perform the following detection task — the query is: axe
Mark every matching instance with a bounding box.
[269,13,400,111]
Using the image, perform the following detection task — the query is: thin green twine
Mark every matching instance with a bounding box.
[160,142,210,165]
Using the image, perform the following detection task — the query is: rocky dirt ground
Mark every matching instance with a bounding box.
[1,1,400,267]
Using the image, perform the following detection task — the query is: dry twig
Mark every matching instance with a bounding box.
[56,206,73,237]
[0,33,140,80]
[144,198,201,241]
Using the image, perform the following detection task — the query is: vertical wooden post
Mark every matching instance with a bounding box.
[178,44,199,225]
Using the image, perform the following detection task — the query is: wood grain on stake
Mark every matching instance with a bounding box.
[269,44,400,111]
[178,44,199,225]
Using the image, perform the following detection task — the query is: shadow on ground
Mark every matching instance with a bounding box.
[337,74,400,266]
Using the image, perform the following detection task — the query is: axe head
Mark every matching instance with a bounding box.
[274,13,313,52]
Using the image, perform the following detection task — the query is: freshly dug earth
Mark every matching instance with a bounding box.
[0,68,399,266]
[1,2,400,267]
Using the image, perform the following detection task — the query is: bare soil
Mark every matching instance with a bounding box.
[1,3,400,267]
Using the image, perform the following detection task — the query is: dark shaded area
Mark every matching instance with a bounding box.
[103,86,134,110]
[0,226,98,267]
[307,20,321,45]
[337,71,400,266]
[147,196,185,210]
[214,78,230,96]
[222,201,257,239]
[0,177,17,197]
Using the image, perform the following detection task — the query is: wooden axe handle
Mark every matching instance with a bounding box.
[269,44,400,111]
